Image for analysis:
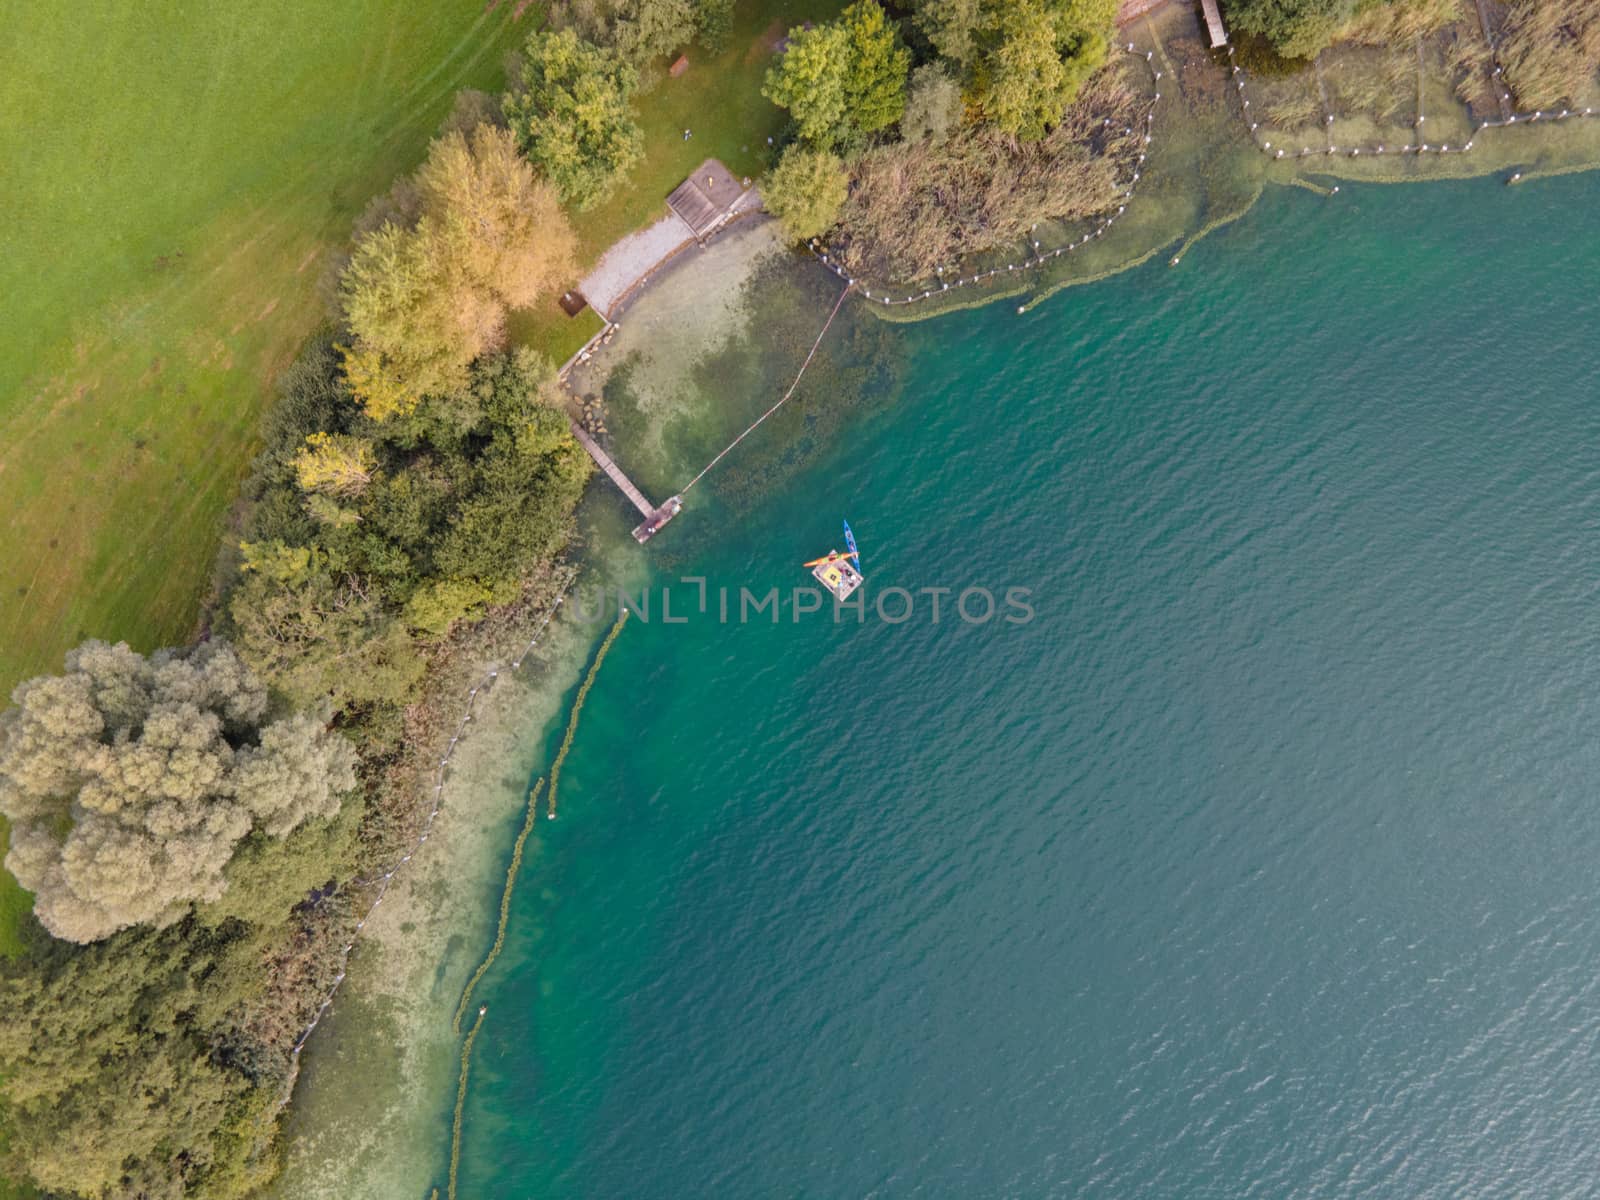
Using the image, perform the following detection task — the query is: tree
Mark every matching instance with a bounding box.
[696,0,735,50]
[228,564,427,712]
[610,0,698,65]
[911,0,1115,138]
[1223,0,1353,58]
[839,0,913,135]
[0,640,356,944]
[503,28,644,209]
[340,220,478,414]
[764,1,910,148]
[293,431,375,498]
[915,0,984,64]
[979,1,1074,140]
[901,63,965,143]
[763,146,849,241]
[414,123,577,312]
[339,124,576,418]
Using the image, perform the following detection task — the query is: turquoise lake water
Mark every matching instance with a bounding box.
[460,174,1600,1197]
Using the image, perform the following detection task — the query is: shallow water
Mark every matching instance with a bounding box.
[457,172,1600,1198]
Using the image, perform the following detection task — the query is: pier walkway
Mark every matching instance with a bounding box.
[567,419,681,543]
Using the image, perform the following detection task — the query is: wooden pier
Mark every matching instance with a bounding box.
[567,419,682,543]
[1200,0,1228,47]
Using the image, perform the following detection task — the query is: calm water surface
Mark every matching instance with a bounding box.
[461,175,1600,1198]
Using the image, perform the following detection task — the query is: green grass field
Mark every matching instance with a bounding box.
[0,1,534,954]
[0,0,842,956]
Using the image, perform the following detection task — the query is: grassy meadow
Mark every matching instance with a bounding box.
[0,0,535,955]
[0,0,844,958]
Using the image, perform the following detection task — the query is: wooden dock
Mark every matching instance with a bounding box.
[1200,0,1228,47]
[567,419,682,543]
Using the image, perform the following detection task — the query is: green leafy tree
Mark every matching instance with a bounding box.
[611,0,698,64]
[764,1,910,148]
[228,566,426,712]
[0,640,356,944]
[293,431,376,498]
[504,28,644,209]
[696,0,736,50]
[912,0,1115,138]
[763,146,849,241]
[915,0,983,63]
[1223,0,1354,58]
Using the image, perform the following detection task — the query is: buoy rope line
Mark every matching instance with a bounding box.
[1226,38,1599,162]
[805,44,1163,308]
[451,779,545,1036]
[283,582,573,1075]
[544,609,630,819]
[439,610,629,1197]
[447,1003,488,1200]
[679,278,853,494]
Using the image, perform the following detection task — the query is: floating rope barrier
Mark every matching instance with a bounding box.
[546,609,630,818]
[452,778,546,1035]
[1226,39,1599,163]
[283,584,572,1077]
[804,43,1163,308]
[448,1003,489,1200]
[437,610,629,1196]
[678,279,853,494]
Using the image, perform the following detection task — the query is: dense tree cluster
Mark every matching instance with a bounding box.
[913,0,1116,138]
[548,0,737,62]
[758,0,1123,275]
[226,340,589,715]
[340,123,576,419]
[0,640,355,944]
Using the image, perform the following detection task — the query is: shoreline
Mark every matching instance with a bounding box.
[271,217,792,1200]
[274,8,1600,1193]
[826,3,1600,324]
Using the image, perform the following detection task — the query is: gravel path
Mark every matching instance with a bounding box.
[579,213,696,320]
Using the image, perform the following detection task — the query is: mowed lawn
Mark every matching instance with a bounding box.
[0,0,845,957]
[0,0,531,955]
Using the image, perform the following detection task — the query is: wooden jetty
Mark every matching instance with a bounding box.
[1200,0,1228,47]
[567,419,682,543]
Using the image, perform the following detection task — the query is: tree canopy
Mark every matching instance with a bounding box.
[227,341,589,714]
[914,0,1115,139]
[504,28,645,210]
[763,146,850,241]
[0,640,356,943]
[764,0,911,149]
[339,123,576,419]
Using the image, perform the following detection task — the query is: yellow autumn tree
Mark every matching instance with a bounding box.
[340,123,577,419]
[292,432,375,497]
